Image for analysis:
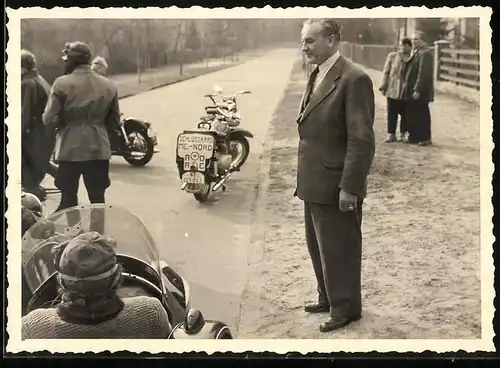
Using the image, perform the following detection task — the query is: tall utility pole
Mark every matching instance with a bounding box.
[133,20,142,84]
[393,18,400,47]
[173,20,186,75]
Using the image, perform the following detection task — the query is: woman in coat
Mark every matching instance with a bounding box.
[379,38,413,143]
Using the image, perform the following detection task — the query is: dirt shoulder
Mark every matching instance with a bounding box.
[239,60,481,339]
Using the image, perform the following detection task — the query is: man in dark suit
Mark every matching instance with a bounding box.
[401,31,434,146]
[295,18,375,333]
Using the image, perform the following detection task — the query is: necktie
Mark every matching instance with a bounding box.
[303,66,319,109]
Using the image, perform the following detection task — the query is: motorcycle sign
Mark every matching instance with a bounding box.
[177,133,216,173]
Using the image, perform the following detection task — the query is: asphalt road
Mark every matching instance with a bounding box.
[44,48,297,335]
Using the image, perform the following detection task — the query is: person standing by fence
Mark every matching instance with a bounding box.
[401,31,434,146]
[379,38,413,143]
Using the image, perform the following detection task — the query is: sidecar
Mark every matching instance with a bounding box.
[21,204,233,339]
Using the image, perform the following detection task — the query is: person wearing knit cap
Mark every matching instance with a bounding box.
[43,42,121,214]
[21,231,172,339]
[91,56,108,76]
[21,49,55,202]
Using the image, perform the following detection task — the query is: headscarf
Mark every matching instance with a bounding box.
[21,49,37,71]
[91,56,108,76]
[52,231,124,324]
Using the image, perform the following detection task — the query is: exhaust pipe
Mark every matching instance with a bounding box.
[213,165,239,192]
[181,182,188,190]
[213,172,232,192]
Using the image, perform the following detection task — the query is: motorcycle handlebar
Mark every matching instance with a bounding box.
[204,90,252,102]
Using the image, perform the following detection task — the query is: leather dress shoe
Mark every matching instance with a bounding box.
[319,314,362,333]
[304,302,329,313]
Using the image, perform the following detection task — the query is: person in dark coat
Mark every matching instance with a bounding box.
[401,31,435,146]
[42,42,121,214]
[21,49,55,200]
[379,38,413,143]
[296,19,375,333]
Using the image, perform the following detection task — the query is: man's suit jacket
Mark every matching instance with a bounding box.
[401,45,434,103]
[295,55,375,205]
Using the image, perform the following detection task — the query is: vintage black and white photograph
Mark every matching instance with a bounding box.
[5,6,493,353]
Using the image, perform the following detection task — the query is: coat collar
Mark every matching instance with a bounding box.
[22,68,39,80]
[72,64,92,74]
[297,55,345,124]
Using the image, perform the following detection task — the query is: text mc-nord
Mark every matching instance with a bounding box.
[177,143,214,151]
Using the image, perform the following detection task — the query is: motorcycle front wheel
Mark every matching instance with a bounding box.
[123,129,155,167]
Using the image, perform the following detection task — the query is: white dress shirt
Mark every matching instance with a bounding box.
[313,50,341,93]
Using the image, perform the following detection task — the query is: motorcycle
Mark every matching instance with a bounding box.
[175,86,253,202]
[108,114,160,167]
[21,203,233,339]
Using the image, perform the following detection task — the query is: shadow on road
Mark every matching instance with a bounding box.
[177,160,260,226]
[188,281,243,337]
[109,161,177,187]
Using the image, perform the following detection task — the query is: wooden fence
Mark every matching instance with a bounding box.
[435,45,479,90]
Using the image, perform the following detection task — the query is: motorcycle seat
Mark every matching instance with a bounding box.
[204,106,218,113]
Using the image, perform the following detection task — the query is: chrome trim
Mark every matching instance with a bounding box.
[215,326,232,339]
[121,272,163,297]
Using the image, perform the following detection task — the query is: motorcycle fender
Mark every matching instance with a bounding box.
[168,321,233,339]
[228,128,253,139]
[122,118,157,143]
[122,118,151,132]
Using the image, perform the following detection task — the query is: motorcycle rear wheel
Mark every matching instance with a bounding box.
[193,183,212,203]
[123,130,155,167]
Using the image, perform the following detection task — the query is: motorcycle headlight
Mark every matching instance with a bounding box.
[198,122,211,130]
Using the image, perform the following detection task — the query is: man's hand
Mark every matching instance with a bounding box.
[412,91,420,100]
[339,189,357,212]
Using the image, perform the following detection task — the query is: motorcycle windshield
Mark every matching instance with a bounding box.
[21,204,163,293]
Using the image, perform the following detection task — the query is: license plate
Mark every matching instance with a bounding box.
[182,171,205,185]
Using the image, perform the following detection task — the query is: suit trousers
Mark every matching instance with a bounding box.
[406,99,431,143]
[304,200,363,318]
